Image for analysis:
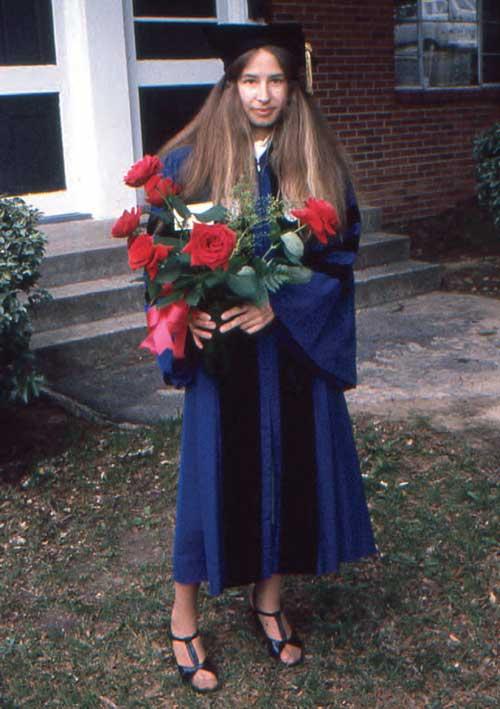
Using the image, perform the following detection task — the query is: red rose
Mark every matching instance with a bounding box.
[111,207,142,238]
[128,233,173,279]
[182,222,236,271]
[291,198,339,245]
[146,243,173,280]
[128,233,154,270]
[144,175,181,207]
[124,155,162,187]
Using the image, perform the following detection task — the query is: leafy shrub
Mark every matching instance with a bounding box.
[473,122,500,233]
[0,197,50,404]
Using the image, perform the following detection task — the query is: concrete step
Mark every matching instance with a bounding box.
[33,257,442,375]
[32,311,147,377]
[40,219,128,287]
[39,206,383,288]
[355,232,409,270]
[34,231,410,332]
[356,260,443,309]
[361,205,382,233]
[32,274,143,333]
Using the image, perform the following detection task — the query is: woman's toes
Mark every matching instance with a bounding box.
[280,643,302,665]
[192,668,218,691]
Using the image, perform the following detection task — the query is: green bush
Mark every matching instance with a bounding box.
[0,196,50,404]
[473,122,500,233]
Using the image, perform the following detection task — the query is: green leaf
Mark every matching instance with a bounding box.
[155,266,181,284]
[193,204,228,223]
[281,231,304,258]
[185,285,203,306]
[155,235,182,247]
[155,291,183,307]
[227,267,259,299]
[203,270,227,288]
[286,265,313,285]
[169,196,191,219]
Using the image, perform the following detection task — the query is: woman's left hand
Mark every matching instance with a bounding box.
[219,303,275,335]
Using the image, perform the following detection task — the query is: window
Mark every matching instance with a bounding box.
[125,0,253,158]
[0,0,55,66]
[395,0,500,88]
[0,93,65,195]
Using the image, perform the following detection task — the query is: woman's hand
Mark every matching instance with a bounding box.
[188,309,216,349]
[219,303,275,335]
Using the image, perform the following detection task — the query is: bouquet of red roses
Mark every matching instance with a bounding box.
[111,154,340,373]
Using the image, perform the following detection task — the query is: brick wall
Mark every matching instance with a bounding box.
[270,0,500,225]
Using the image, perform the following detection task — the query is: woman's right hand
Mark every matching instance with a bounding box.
[188,309,216,350]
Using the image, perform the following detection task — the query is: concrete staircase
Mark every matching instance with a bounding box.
[32,207,442,378]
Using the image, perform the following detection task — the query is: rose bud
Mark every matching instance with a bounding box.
[111,207,142,238]
[144,175,181,207]
[124,155,162,187]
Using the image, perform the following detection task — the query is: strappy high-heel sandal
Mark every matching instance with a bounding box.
[249,586,304,667]
[168,628,220,693]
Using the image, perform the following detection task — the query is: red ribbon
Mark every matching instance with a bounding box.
[140,301,189,359]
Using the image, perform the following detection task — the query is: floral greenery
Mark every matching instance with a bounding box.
[145,177,313,312]
[473,121,500,233]
[0,197,50,404]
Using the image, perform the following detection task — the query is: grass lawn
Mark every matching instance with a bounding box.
[0,404,498,708]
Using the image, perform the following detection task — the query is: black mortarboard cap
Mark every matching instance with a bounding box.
[203,23,306,75]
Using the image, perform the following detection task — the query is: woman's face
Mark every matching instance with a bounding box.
[237,48,289,140]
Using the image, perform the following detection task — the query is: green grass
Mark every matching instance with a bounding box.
[0,409,498,708]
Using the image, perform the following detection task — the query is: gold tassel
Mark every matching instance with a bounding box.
[305,42,313,95]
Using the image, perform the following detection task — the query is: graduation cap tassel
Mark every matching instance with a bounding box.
[305,42,314,95]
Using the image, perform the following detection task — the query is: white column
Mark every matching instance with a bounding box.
[74,0,135,218]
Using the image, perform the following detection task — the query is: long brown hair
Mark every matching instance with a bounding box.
[159,45,352,226]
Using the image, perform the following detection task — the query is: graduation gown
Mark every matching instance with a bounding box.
[155,146,377,596]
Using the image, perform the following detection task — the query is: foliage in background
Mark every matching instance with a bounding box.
[0,197,50,404]
[473,121,500,233]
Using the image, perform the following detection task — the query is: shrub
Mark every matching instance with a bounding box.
[0,196,50,404]
[473,122,500,233]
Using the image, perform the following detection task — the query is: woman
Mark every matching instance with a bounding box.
[152,23,377,693]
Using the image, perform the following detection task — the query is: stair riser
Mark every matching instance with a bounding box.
[356,266,442,309]
[40,246,129,288]
[32,282,144,333]
[355,236,409,270]
[361,206,382,233]
[36,325,148,379]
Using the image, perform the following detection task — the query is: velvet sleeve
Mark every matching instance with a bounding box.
[269,182,361,390]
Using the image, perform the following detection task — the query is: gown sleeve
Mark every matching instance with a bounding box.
[147,146,199,388]
[269,182,361,390]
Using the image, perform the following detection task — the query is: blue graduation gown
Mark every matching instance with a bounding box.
[156,146,377,596]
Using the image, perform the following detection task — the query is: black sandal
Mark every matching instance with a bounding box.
[168,628,219,693]
[249,586,303,667]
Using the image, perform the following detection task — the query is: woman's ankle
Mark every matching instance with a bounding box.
[170,603,198,636]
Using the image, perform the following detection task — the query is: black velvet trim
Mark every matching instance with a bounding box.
[278,346,318,574]
[219,332,262,587]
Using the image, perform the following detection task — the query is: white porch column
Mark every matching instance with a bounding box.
[77,0,135,218]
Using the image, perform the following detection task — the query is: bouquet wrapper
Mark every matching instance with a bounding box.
[140,302,189,359]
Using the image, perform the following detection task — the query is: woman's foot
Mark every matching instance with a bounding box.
[170,614,218,692]
[250,586,303,666]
